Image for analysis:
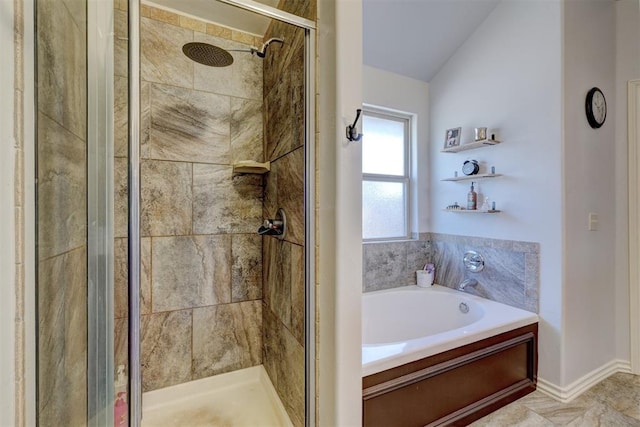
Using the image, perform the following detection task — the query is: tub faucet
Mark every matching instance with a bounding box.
[458,278,478,291]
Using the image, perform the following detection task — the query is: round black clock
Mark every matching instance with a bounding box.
[585,87,606,129]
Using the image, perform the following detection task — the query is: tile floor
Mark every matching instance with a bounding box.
[471,373,640,426]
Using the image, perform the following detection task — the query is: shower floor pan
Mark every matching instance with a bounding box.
[142,365,293,427]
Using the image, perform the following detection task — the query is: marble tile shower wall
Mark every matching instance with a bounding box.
[113,4,265,392]
[36,0,87,425]
[363,233,540,313]
[261,5,309,425]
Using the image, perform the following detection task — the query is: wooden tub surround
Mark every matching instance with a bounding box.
[362,323,538,427]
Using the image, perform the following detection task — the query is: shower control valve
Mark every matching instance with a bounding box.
[262,218,284,230]
[257,208,287,240]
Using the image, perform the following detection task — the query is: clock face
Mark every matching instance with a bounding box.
[586,87,606,129]
[592,91,606,123]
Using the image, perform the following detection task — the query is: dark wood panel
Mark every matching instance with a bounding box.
[362,323,538,427]
[364,324,537,388]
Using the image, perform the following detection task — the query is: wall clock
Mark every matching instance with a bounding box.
[585,87,606,129]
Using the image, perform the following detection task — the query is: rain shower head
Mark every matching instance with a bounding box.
[182,42,234,67]
[182,37,285,66]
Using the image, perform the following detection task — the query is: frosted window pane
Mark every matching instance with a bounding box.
[363,180,406,239]
[363,115,405,176]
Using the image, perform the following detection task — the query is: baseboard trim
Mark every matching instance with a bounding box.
[537,359,632,403]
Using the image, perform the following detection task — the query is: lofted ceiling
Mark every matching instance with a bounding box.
[145,0,279,36]
[363,0,500,82]
[146,0,499,81]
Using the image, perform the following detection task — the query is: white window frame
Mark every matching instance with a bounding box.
[362,105,413,242]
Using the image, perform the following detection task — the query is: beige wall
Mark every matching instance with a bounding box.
[3,0,17,425]
[11,0,36,424]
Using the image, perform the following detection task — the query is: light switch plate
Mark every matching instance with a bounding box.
[588,213,598,231]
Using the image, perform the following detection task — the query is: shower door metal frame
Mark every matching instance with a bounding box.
[87,0,115,424]
[298,25,318,426]
[128,0,143,426]
[217,0,316,29]
[303,23,317,427]
[629,79,640,375]
[126,1,316,426]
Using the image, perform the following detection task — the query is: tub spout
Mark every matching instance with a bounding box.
[458,278,478,291]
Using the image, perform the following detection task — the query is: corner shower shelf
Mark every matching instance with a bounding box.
[443,209,502,214]
[232,160,270,174]
[441,173,502,182]
[441,139,501,153]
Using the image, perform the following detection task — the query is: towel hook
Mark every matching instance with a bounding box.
[346,109,363,142]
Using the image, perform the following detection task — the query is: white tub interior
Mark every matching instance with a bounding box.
[363,289,484,344]
[362,285,538,377]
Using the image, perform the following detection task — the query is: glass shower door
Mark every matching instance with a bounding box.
[35,0,115,425]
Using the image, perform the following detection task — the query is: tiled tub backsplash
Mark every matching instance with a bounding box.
[363,239,432,292]
[363,233,540,313]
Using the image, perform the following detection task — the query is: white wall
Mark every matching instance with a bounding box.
[563,0,618,386]
[318,0,363,425]
[0,0,16,423]
[363,66,429,233]
[428,0,564,385]
[614,0,640,365]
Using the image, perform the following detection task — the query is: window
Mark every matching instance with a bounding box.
[362,108,412,240]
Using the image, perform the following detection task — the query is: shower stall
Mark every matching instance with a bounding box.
[35,0,315,425]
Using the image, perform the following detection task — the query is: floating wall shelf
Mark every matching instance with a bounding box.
[232,160,270,174]
[441,139,501,153]
[441,173,502,182]
[443,209,502,214]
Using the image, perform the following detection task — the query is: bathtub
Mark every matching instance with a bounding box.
[362,285,540,426]
[362,284,539,376]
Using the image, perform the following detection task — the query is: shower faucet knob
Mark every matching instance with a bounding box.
[258,209,287,239]
[263,218,283,230]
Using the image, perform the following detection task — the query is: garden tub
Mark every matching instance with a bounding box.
[362,285,539,426]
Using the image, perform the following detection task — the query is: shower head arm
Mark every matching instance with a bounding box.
[227,48,255,53]
[222,37,285,59]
